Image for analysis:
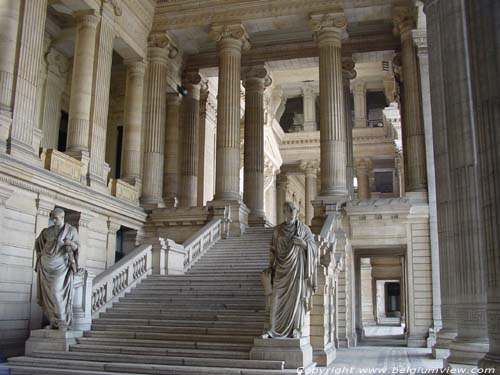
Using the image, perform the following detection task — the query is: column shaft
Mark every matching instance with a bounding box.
[67,12,99,155]
[210,26,248,201]
[394,11,427,192]
[311,14,348,199]
[302,85,317,131]
[179,73,201,208]
[243,66,270,221]
[304,167,317,225]
[343,59,356,198]
[121,60,146,185]
[9,0,48,159]
[276,174,289,224]
[465,0,500,370]
[356,159,371,200]
[163,93,181,206]
[353,81,366,128]
[88,16,114,187]
[141,33,173,208]
[40,48,68,149]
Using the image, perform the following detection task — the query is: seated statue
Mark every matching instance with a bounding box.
[262,201,318,338]
[34,208,80,330]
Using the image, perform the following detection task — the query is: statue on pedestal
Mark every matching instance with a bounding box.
[262,201,318,338]
[34,208,80,330]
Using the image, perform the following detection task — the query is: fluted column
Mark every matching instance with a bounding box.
[310,12,348,200]
[163,93,181,207]
[342,58,356,199]
[0,0,20,150]
[356,159,371,200]
[66,11,99,157]
[301,161,318,225]
[121,60,146,186]
[209,23,250,201]
[87,11,115,188]
[464,0,500,371]
[141,32,177,208]
[243,65,271,223]
[302,85,317,131]
[423,0,457,359]
[178,71,203,208]
[8,0,48,161]
[352,80,366,128]
[276,174,289,224]
[40,47,69,149]
[393,7,427,192]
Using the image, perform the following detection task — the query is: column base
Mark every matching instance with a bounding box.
[432,328,456,359]
[479,354,500,373]
[208,199,249,236]
[25,329,83,356]
[140,197,166,210]
[250,337,315,370]
[448,337,489,366]
[7,138,39,165]
[312,342,336,367]
[338,334,357,348]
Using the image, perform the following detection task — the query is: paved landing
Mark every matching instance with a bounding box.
[364,326,405,337]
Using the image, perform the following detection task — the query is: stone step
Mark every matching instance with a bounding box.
[113,302,265,310]
[133,285,263,292]
[31,351,284,370]
[76,337,253,351]
[128,288,264,295]
[146,275,261,281]
[71,343,249,359]
[8,357,294,375]
[119,295,265,303]
[92,318,264,329]
[99,311,266,322]
[186,271,261,276]
[83,330,257,345]
[91,323,262,336]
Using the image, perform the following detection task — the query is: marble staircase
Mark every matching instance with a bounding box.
[7,227,303,375]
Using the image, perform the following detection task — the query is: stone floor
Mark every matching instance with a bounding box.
[321,346,444,374]
[364,326,405,337]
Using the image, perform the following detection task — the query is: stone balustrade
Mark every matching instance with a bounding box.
[41,148,83,182]
[109,178,138,204]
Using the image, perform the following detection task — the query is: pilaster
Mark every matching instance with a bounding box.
[355,159,372,200]
[301,161,318,226]
[302,84,317,132]
[105,220,121,269]
[163,93,182,207]
[352,80,366,129]
[342,58,356,199]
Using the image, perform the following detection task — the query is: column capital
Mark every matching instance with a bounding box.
[74,10,100,29]
[342,57,357,81]
[46,47,69,78]
[300,160,319,175]
[242,64,272,91]
[35,198,56,217]
[209,23,250,50]
[124,58,146,76]
[352,80,366,94]
[412,28,428,55]
[276,174,290,190]
[182,70,205,100]
[301,84,316,97]
[310,12,348,47]
[107,219,121,235]
[147,31,178,59]
[355,158,372,175]
[392,6,416,37]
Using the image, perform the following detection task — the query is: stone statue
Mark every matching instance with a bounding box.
[262,201,318,338]
[34,208,81,330]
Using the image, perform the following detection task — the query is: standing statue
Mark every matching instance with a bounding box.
[34,208,80,330]
[262,201,318,338]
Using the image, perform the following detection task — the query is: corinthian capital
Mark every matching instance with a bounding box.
[242,64,272,88]
[392,6,416,36]
[209,23,250,50]
[147,32,178,58]
[310,12,347,32]
[342,57,357,81]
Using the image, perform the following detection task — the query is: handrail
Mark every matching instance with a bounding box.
[91,244,152,315]
[179,218,222,271]
[316,211,345,271]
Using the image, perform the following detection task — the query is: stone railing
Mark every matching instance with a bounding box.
[91,244,152,315]
[163,218,222,273]
[41,148,82,182]
[109,178,138,204]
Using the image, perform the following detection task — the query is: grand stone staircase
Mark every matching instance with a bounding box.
[7,227,301,375]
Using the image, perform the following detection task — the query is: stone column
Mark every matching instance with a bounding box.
[310,12,348,200]
[276,174,289,224]
[361,258,376,326]
[422,0,488,365]
[242,65,271,224]
[342,58,356,198]
[141,32,176,209]
[0,0,22,150]
[66,11,99,158]
[87,11,115,189]
[464,1,500,371]
[178,71,202,208]
[301,161,318,226]
[121,60,146,186]
[209,23,250,202]
[40,47,69,149]
[105,220,120,270]
[302,85,317,131]
[352,80,366,128]
[393,7,427,192]
[163,93,182,207]
[356,159,371,200]
[424,0,457,359]
[8,0,48,161]
[413,28,442,340]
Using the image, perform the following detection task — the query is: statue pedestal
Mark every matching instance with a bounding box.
[25,329,83,356]
[250,337,315,370]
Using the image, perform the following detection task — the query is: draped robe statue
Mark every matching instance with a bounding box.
[264,201,318,338]
[34,208,80,330]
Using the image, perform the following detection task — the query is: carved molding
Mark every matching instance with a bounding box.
[147,32,178,58]
[310,12,348,32]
